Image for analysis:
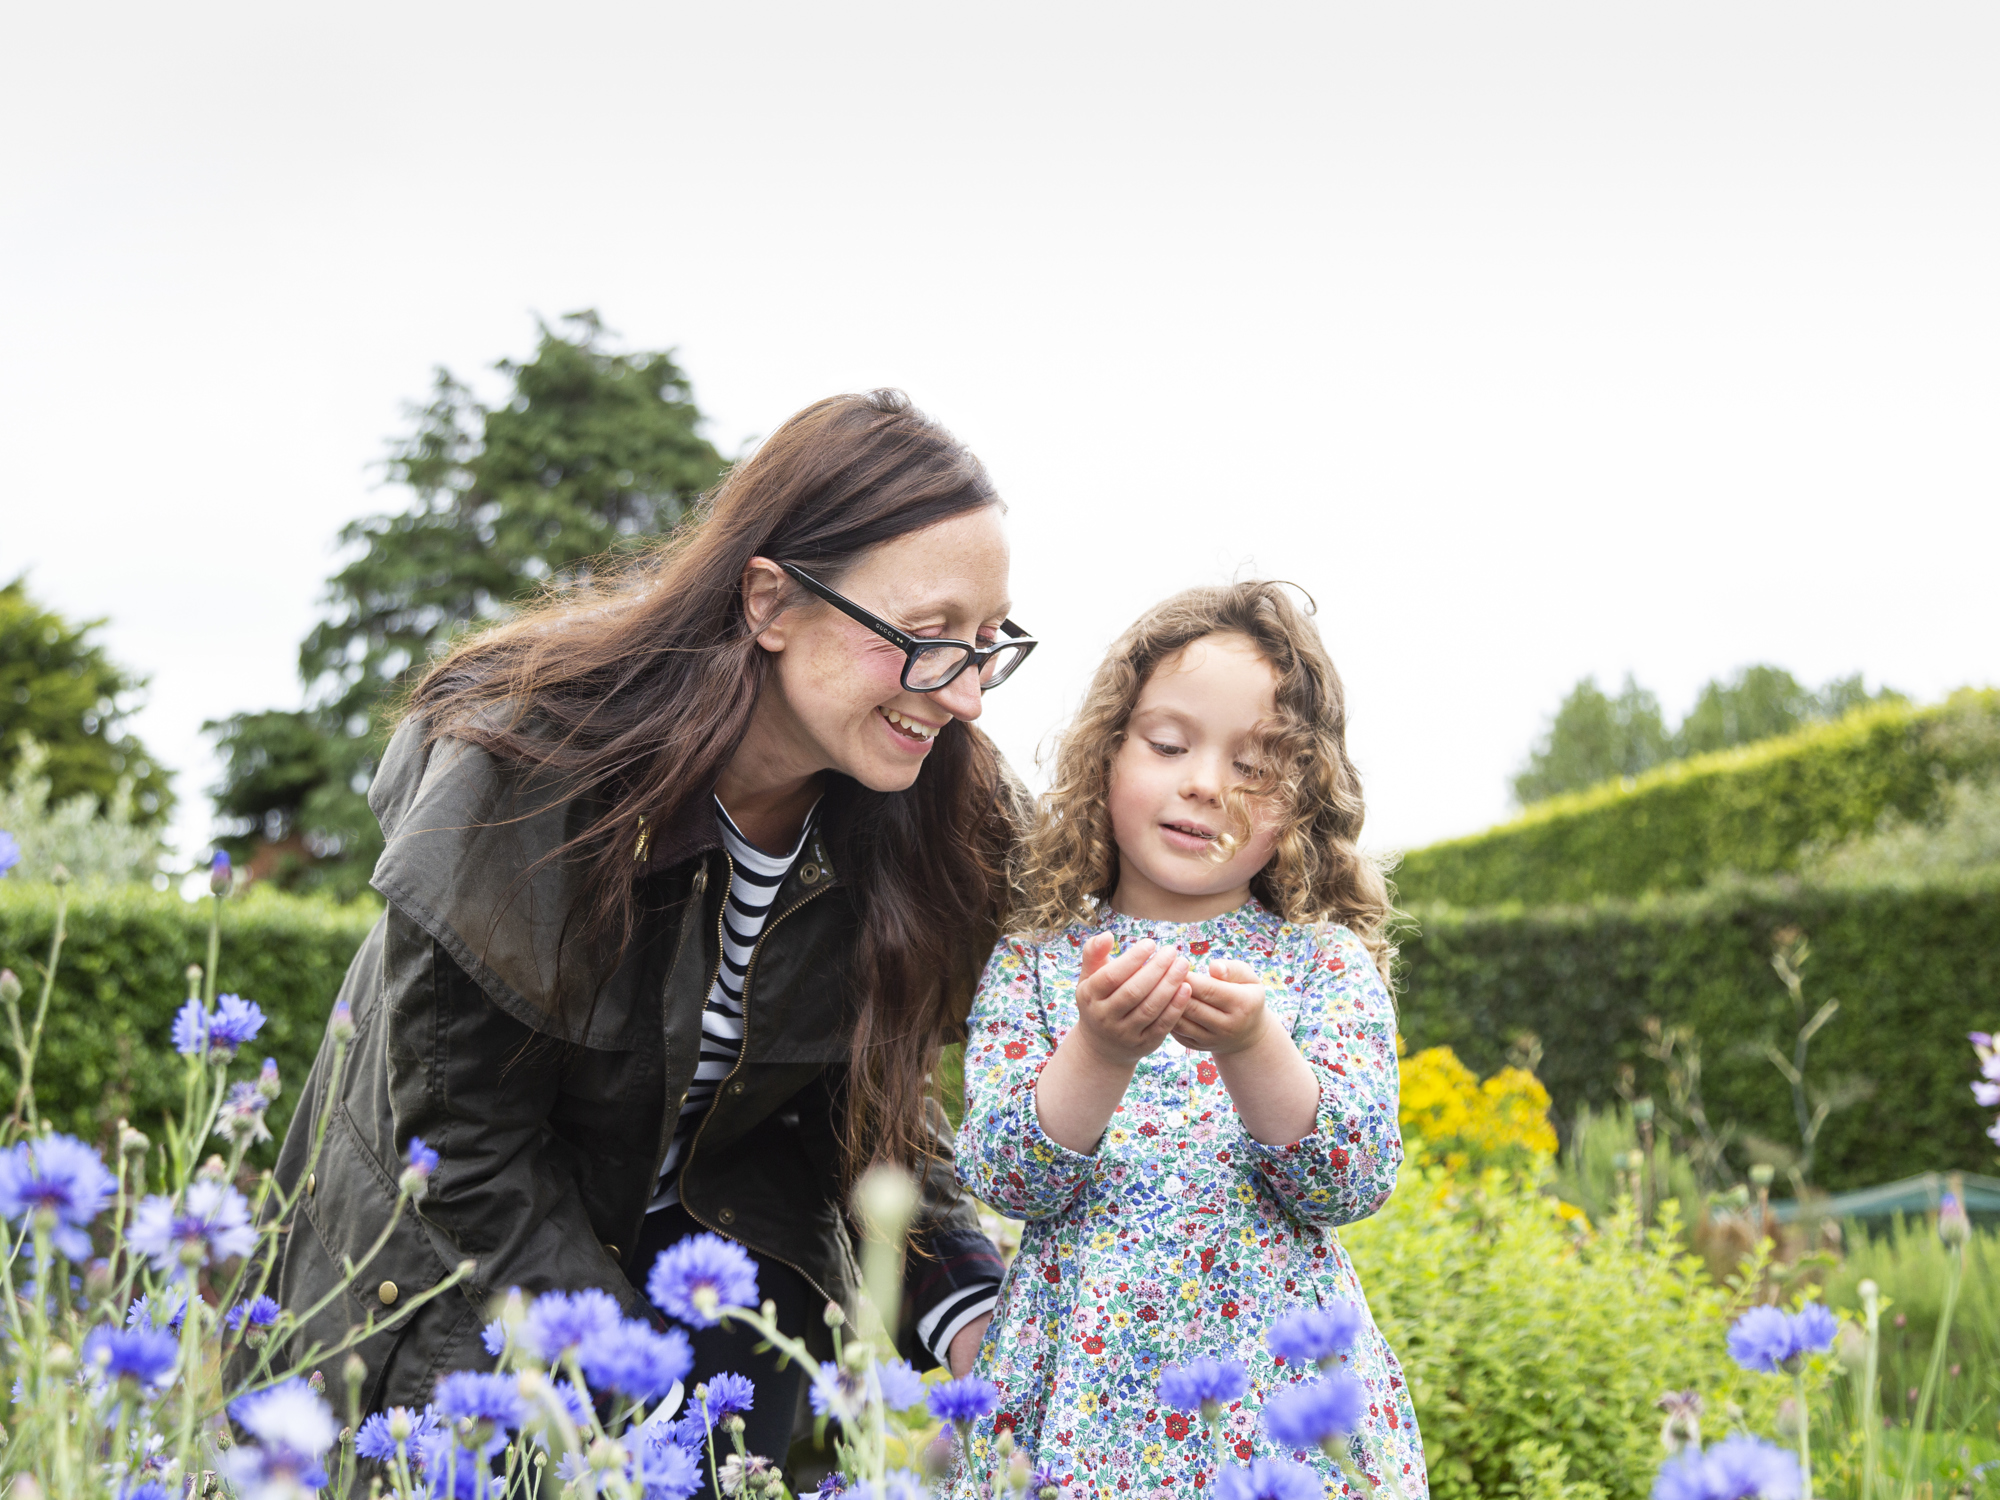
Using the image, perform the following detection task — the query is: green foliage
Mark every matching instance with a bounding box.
[0,739,163,884]
[1513,675,1673,806]
[1402,691,2000,907]
[1825,1217,2000,1434]
[1394,871,2000,1192]
[1803,777,2000,886]
[1514,665,1905,806]
[0,881,376,1149]
[1550,1102,1703,1227]
[1343,1161,1787,1500]
[206,312,726,895]
[0,575,173,825]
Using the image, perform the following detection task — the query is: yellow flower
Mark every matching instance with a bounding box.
[1112,1310,1130,1328]
[1092,1231,1116,1251]
[1399,1045,1557,1179]
[1144,1445,1165,1465]
[1180,1280,1200,1301]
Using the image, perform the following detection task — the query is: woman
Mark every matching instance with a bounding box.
[271,391,1031,1464]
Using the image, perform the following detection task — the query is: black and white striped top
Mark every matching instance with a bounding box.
[649,797,816,1213]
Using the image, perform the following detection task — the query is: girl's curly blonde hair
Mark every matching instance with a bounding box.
[1013,580,1396,987]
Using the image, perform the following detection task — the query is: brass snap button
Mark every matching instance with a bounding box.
[602,1242,621,1261]
[717,1206,736,1226]
[799,863,821,885]
[377,1281,399,1306]
[727,1080,745,1097]
[306,1172,316,1197]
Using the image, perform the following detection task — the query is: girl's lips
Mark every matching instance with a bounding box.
[1159,822,1217,854]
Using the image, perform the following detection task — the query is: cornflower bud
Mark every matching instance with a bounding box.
[1749,1164,1776,1188]
[119,1122,151,1158]
[0,970,20,1008]
[307,1369,326,1396]
[823,1300,846,1328]
[209,851,232,896]
[46,1343,76,1377]
[50,864,69,887]
[185,964,203,998]
[329,999,355,1043]
[256,1057,282,1101]
[197,1154,229,1182]
[1938,1191,1970,1248]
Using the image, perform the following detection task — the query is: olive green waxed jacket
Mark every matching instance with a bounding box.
[270,717,996,1413]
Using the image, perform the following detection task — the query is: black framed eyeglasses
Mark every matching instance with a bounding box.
[779,562,1038,693]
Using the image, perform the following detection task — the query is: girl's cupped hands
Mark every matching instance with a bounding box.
[1170,958,1271,1055]
[1073,933,1193,1066]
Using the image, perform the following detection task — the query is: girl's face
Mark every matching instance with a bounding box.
[750,505,1013,794]
[1106,631,1283,923]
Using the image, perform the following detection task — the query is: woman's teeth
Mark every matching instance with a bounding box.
[882,708,938,741]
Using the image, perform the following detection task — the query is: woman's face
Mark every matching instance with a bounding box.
[750,505,1013,793]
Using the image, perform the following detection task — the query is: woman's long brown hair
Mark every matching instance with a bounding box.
[407,390,1020,1181]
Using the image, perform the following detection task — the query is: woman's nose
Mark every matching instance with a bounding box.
[933,666,984,723]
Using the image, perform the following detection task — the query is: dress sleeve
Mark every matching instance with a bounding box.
[953,938,1098,1220]
[1235,926,1403,1226]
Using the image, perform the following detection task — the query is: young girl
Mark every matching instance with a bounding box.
[951,582,1424,1495]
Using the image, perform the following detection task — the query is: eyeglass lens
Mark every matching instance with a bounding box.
[905,640,1031,691]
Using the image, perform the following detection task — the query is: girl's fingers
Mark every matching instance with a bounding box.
[1079,937,1152,1002]
[1132,976,1192,1030]
[1105,947,1185,1017]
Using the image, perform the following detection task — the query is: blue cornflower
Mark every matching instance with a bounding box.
[816,1475,851,1499]
[646,1233,760,1328]
[401,1136,440,1200]
[628,1428,702,1500]
[126,1290,188,1332]
[433,1369,525,1452]
[875,1357,927,1411]
[117,1483,169,1500]
[686,1370,755,1422]
[1262,1372,1369,1451]
[1727,1304,1837,1374]
[521,1288,622,1364]
[1215,1458,1324,1500]
[354,1405,438,1460]
[224,1377,339,1493]
[214,1082,271,1146]
[209,851,232,895]
[415,1433,507,1499]
[0,1132,115,1260]
[1157,1356,1249,1418]
[171,994,267,1059]
[1789,1302,1837,1355]
[927,1375,999,1430]
[853,1474,929,1500]
[0,831,19,877]
[1265,1303,1365,1369]
[126,1180,257,1280]
[575,1320,693,1400]
[1653,1436,1801,1500]
[81,1324,178,1391]
[480,1318,508,1357]
[809,1361,867,1424]
[225,1294,282,1335]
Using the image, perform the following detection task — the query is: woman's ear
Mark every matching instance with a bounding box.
[741,557,792,651]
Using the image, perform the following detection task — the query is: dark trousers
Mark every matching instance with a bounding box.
[633,1204,815,1484]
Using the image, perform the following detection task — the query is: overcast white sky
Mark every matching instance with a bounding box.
[4,2,1996,874]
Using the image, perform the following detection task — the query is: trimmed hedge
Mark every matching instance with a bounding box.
[1395,690,2000,907]
[0,883,378,1152]
[1395,871,2000,1192]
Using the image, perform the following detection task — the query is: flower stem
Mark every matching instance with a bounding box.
[1793,1367,1812,1500]
[1859,1284,1881,1500]
[1897,1247,1963,1500]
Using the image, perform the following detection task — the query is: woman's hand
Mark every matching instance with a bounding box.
[1170,958,1268,1055]
[1073,934,1193,1066]
[948,1312,992,1377]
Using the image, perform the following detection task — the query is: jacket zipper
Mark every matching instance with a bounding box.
[678,877,839,1306]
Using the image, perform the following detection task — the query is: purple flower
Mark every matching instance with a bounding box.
[209,851,232,895]
[1975,1080,2000,1108]
[126,1290,188,1332]
[330,998,355,1042]
[432,1370,524,1457]
[1215,1458,1323,1500]
[215,1082,272,1146]
[117,1483,169,1500]
[226,1294,282,1335]
[1262,1372,1370,1450]
[646,1232,760,1328]
[1939,1193,1971,1248]
[415,1433,507,1498]
[815,1476,851,1500]
[256,1056,282,1100]
[82,1324,178,1390]
[172,994,267,1059]
[927,1374,999,1429]
[1157,1356,1249,1416]
[127,1180,257,1280]
[876,1358,926,1411]
[688,1370,755,1421]
[224,1377,339,1493]
[628,1428,702,1500]
[480,1318,507,1357]
[521,1288,622,1364]
[1790,1302,1837,1354]
[809,1361,867,1424]
[355,1405,438,1461]
[1265,1303,1365,1368]
[575,1320,693,1401]
[0,832,19,878]
[1654,1436,1802,1500]
[401,1136,440,1200]
[0,1132,115,1260]
[1728,1304,1838,1373]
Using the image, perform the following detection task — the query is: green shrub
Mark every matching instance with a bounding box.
[1395,873,2000,1191]
[1396,691,2000,908]
[0,881,377,1150]
[1343,1158,1789,1500]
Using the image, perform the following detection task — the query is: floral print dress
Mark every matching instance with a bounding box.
[951,901,1425,1498]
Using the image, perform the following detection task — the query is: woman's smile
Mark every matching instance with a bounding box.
[878,704,943,748]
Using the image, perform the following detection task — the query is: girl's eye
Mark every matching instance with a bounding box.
[1148,741,1187,757]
